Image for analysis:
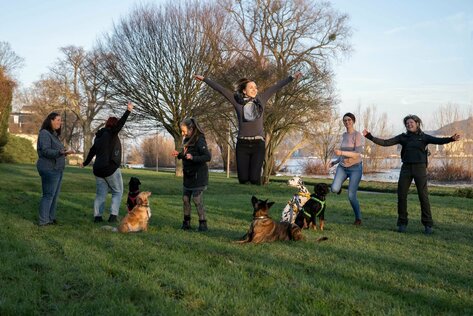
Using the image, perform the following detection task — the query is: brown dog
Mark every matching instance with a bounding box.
[118,191,152,233]
[237,196,303,243]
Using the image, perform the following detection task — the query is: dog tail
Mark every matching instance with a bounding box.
[315,236,328,242]
[101,225,118,232]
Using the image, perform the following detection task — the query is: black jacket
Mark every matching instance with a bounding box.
[83,110,130,177]
[177,136,211,188]
[365,131,454,164]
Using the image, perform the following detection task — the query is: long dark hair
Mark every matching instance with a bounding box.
[234,78,253,94]
[403,114,423,133]
[181,117,205,147]
[40,112,61,136]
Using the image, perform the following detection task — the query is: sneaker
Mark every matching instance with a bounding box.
[424,226,433,235]
[397,224,407,233]
[94,216,103,223]
[108,215,117,223]
[353,219,362,226]
[198,220,208,232]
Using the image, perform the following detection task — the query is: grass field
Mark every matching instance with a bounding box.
[0,163,472,315]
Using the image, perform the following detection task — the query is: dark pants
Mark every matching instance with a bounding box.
[397,163,433,227]
[236,139,265,185]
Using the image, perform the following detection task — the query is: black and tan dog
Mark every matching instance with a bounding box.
[237,196,304,243]
[295,183,329,231]
[126,177,141,213]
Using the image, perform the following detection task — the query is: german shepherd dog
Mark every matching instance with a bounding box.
[295,183,329,231]
[118,191,152,233]
[238,196,304,243]
[126,177,141,213]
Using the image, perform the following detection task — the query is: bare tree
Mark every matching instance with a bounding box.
[217,0,352,183]
[0,41,24,76]
[99,1,227,176]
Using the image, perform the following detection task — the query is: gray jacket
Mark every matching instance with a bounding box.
[36,129,66,172]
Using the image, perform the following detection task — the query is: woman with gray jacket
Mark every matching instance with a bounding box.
[36,112,74,226]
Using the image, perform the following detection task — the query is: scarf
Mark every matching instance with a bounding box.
[234,92,263,122]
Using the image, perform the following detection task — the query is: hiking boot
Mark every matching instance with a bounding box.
[354,219,362,226]
[397,224,407,233]
[94,216,103,223]
[198,220,208,232]
[424,226,433,235]
[108,215,118,223]
[181,215,191,230]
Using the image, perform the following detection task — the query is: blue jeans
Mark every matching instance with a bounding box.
[94,168,124,217]
[331,163,363,220]
[38,169,63,225]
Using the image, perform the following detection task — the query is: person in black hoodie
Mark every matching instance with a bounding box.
[363,114,460,234]
[171,117,211,231]
[81,102,133,223]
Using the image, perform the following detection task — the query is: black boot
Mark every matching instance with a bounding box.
[181,215,191,230]
[198,220,208,232]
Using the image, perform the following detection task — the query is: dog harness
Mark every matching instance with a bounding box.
[302,196,326,218]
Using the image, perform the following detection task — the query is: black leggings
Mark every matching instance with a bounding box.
[183,189,206,221]
[236,139,265,185]
[397,163,432,227]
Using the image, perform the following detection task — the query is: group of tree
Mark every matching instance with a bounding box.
[12,0,352,183]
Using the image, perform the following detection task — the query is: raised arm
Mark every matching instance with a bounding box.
[111,102,133,134]
[363,129,401,147]
[258,72,302,103]
[195,74,234,104]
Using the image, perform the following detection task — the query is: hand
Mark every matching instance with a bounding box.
[329,161,335,168]
[292,71,302,80]
[127,101,134,111]
[185,153,193,160]
[194,74,204,81]
[451,133,460,141]
[63,149,75,156]
[79,163,84,168]
[171,150,179,157]
[334,149,342,156]
[362,129,369,137]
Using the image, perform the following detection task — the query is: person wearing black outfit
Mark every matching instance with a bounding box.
[172,117,211,231]
[81,102,133,223]
[363,114,460,234]
[194,72,302,185]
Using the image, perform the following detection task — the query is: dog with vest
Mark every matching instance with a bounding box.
[294,183,329,231]
[127,177,141,213]
[280,176,311,223]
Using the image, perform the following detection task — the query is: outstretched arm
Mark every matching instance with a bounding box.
[425,133,461,145]
[363,129,400,147]
[258,72,302,103]
[111,102,133,134]
[195,74,234,104]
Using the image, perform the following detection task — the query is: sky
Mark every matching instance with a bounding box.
[1,0,472,133]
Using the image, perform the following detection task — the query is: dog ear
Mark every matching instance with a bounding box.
[267,201,275,209]
[251,196,258,205]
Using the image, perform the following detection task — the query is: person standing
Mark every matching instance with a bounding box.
[194,72,302,185]
[37,112,74,226]
[81,102,133,223]
[172,117,211,231]
[363,114,460,234]
[330,113,364,225]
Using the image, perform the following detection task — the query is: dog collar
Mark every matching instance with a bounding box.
[253,215,268,220]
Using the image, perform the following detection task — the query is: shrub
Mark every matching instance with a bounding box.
[428,164,472,182]
[0,134,36,163]
[302,159,328,175]
[455,188,473,199]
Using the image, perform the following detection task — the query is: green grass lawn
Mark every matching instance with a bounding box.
[0,163,472,315]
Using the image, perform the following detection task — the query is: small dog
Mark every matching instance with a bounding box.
[295,183,329,231]
[281,176,311,223]
[238,196,304,243]
[118,191,152,233]
[127,177,141,213]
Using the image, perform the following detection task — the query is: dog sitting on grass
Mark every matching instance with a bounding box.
[102,191,152,233]
[281,176,311,224]
[294,183,329,231]
[238,196,304,243]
